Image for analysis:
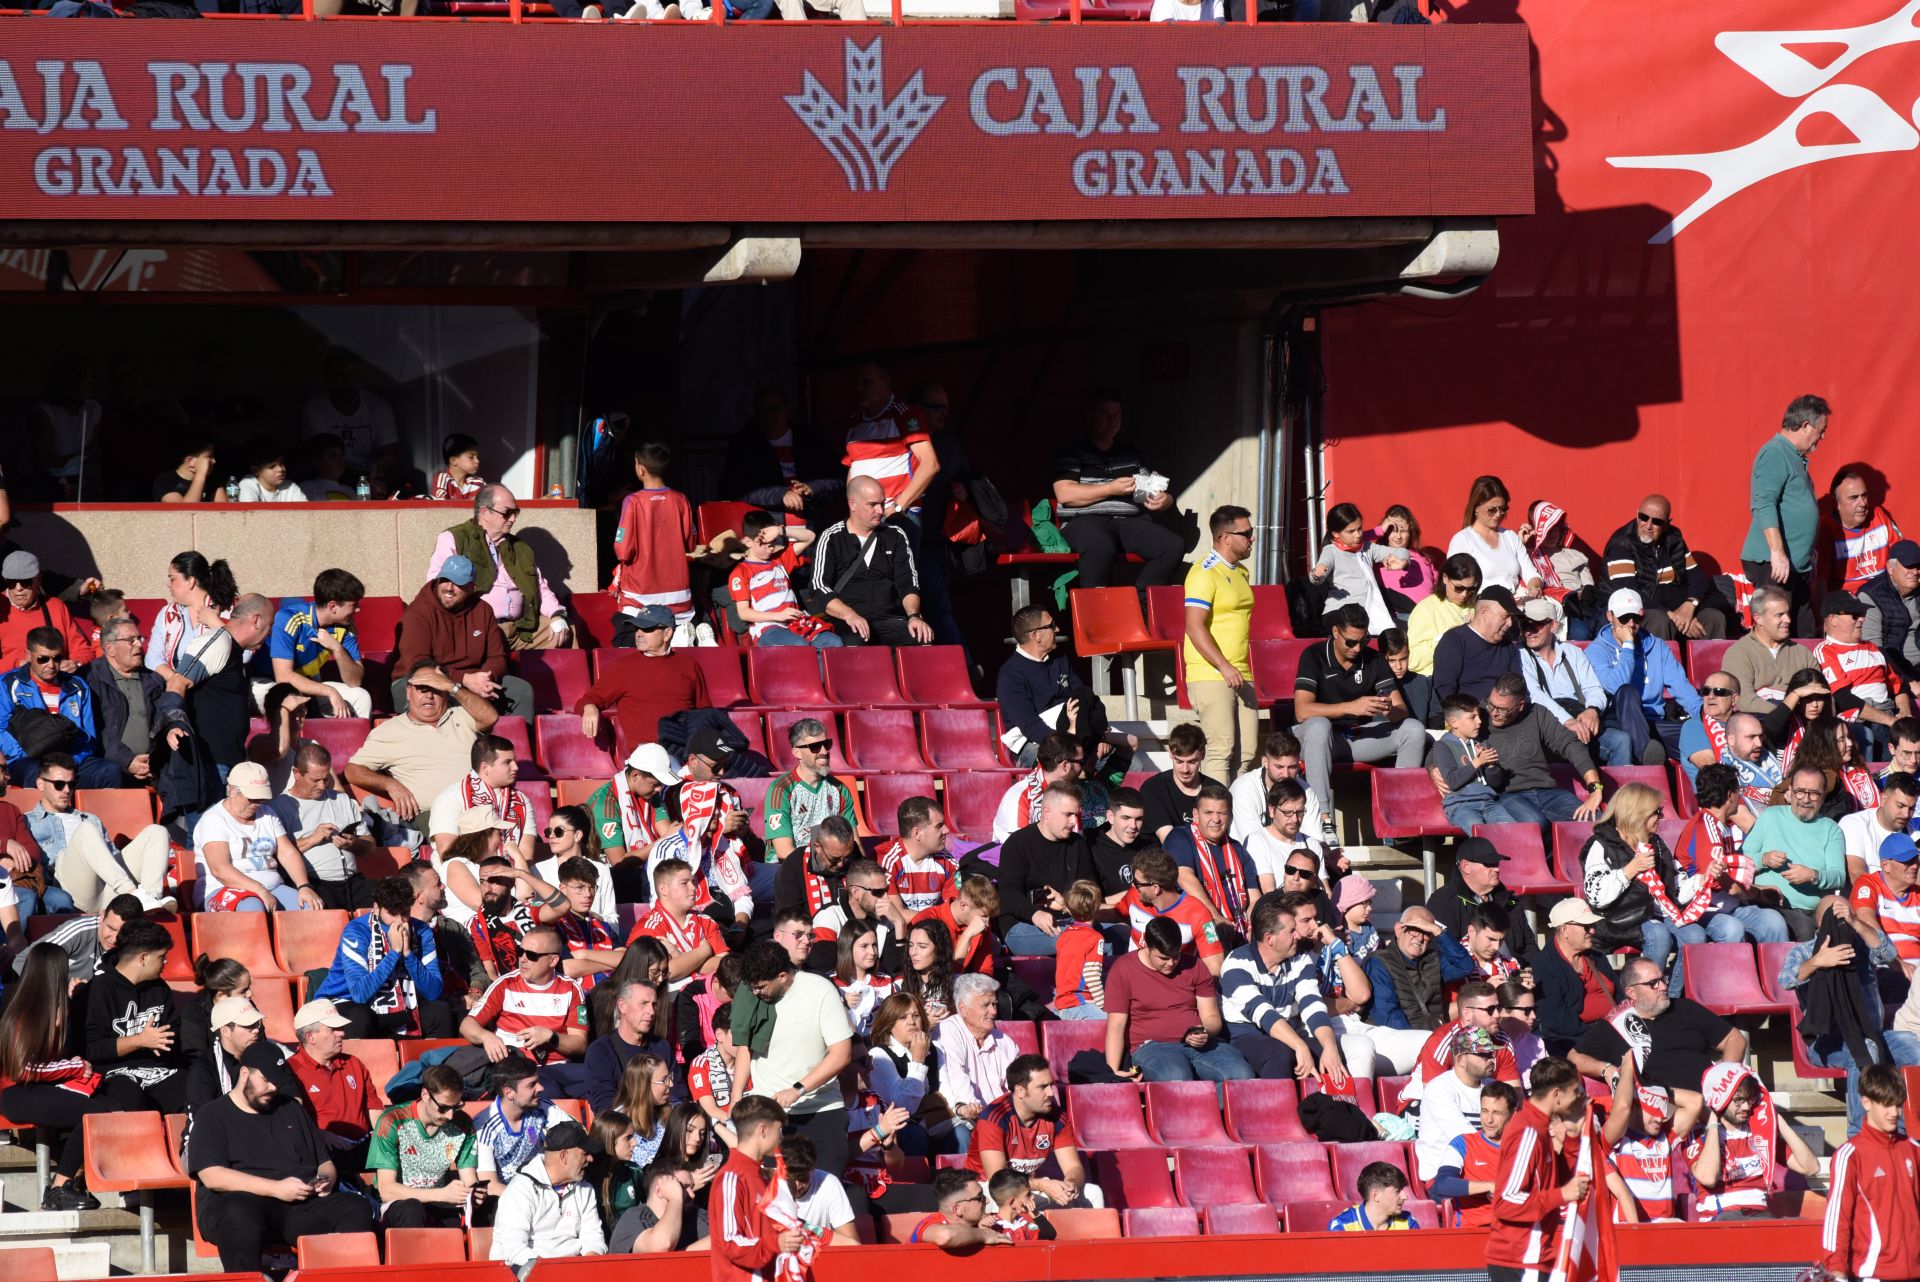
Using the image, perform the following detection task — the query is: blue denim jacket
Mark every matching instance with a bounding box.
[22,803,111,869]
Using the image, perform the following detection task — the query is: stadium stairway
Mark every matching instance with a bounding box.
[0,1137,182,1276]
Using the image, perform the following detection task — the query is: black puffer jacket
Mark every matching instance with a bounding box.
[1579,818,1684,952]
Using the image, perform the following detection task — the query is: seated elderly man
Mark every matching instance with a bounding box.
[284,998,377,1171]
[1585,589,1702,764]
[1601,495,1729,640]
[1724,585,1806,716]
[937,973,1025,1146]
[1432,587,1522,702]
[345,659,499,834]
[1749,763,1850,939]
[1433,673,1605,838]
[429,733,536,865]
[576,606,706,749]
[192,762,325,912]
[995,604,1126,774]
[0,627,122,787]
[1816,590,1913,754]
[249,569,370,719]
[1219,895,1349,1083]
[809,476,935,648]
[460,924,588,1067]
[23,751,173,915]
[1571,955,1748,1139]
[1679,671,1743,784]
[267,742,373,912]
[0,551,94,670]
[82,614,193,791]
[394,554,535,722]
[429,484,571,651]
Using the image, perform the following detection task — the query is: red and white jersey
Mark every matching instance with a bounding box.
[629,906,730,991]
[611,486,695,620]
[1824,507,1904,594]
[430,470,485,502]
[1487,1101,1574,1271]
[843,397,930,508]
[468,972,586,1063]
[1822,1126,1920,1282]
[1817,636,1903,718]
[877,837,959,915]
[1683,1121,1773,1218]
[1853,871,1920,969]
[711,1150,781,1282]
[726,549,828,640]
[1609,1131,1680,1221]
[687,1046,734,1111]
[1119,888,1223,960]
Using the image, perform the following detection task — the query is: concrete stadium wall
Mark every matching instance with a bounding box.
[13,500,599,601]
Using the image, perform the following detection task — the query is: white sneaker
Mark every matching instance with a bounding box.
[134,891,177,914]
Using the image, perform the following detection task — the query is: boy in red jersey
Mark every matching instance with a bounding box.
[711,1095,803,1282]
[611,441,698,647]
[1824,1062,1920,1282]
[1488,1056,1589,1282]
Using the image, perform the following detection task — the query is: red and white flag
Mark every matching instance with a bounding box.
[1551,1111,1619,1282]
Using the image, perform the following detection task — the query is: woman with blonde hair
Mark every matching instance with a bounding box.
[1579,782,1716,995]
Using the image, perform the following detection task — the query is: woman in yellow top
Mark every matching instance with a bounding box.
[1183,506,1258,783]
[1405,554,1482,675]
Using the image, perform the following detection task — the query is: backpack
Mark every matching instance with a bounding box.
[1299,1091,1377,1143]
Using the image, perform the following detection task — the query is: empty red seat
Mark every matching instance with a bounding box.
[1684,638,1737,688]
[1171,1145,1258,1206]
[398,1037,468,1065]
[766,711,862,776]
[272,909,351,978]
[940,770,1011,840]
[1122,1207,1199,1237]
[1204,1204,1279,1235]
[1251,585,1295,640]
[249,977,298,1043]
[897,646,990,708]
[863,773,938,836]
[151,913,194,984]
[1681,942,1789,1016]
[1091,1147,1177,1210]
[1009,956,1053,999]
[491,716,537,774]
[192,912,291,978]
[1143,586,1186,644]
[1329,1141,1418,1200]
[1043,1020,1106,1087]
[1673,767,1699,817]
[297,1232,381,1269]
[344,1039,400,1104]
[0,1250,58,1282]
[516,651,590,719]
[1222,1079,1311,1145]
[1048,1207,1121,1239]
[998,1021,1041,1058]
[384,1228,467,1265]
[1473,823,1574,895]
[1600,766,1675,816]
[1282,1198,1352,1232]
[1758,940,1797,1004]
[689,647,750,708]
[748,648,830,707]
[83,1108,191,1190]
[77,789,158,845]
[466,1226,493,1262]
[845,709,931,771]
[1551,821,1596,886]
[1070,588,1178,659]
[1371,769,1456,840]
[535,714,616,779]
[1067,1083,1156,1150]
[1145,1081,1233,1146]
[567,593,616,651]
[726,709,768,758]
[823,647,911,706]
[1254,1142,1335,1205]
[920,708,1010,771]
[1249,639,1314,710]
[301,718,373,766]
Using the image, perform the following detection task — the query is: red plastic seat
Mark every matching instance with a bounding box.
[351,596,407,656]
[384,1228,468,1265]
[535,714,617,779]
[568,593,617,651]
[726,709,768,759]
[272,909,351,978]
[1141,585,1184,645]
[554,779,600,809]
[1254,1142,1335,1206]
[1681,943,1789,1016]
[1091,1148,1177,1210]
[192,912,292,978]
[466,1226,493,1262]
[0,1250,58,1282]
[766,711,862,776]
[1145,1081,1233,1147]
[1009,956,1054,999]
[1066,1083,1156,1150]
[250,977,298,1043]
[940,770,1013,840]
[1251,585,1296,640]
[301,718,373,767]
[998,1020,1040,1059]
[689,647,750,709]
[1329,1140,1418,1200]
[1473,823,1574,895]
[150,913,194,984]
[1204,1204,1279,1235]
[516,651,591,719]
[823,647,912,707]
[897,646,990,709]
[84,1110,191,1195]
[1282,1197,1353,1231]
[1249,639,1315,710]
[491,716,537,774]
[1171,1145,1258,1206]
[1049,1207,1122,1239]
[1042,1020,1106,1087]
[1301,1075,1379,1115]
[398,1037,468,1065]
[1377,1075,1413,1115]
[696,501,760,547]
[1222,1079,1311,1145]
[748,648,830,707]
[1551,821,1596,886]
[920,708,1011,771]
[77,788,158,845]
[1070,588,1178,659]
[1778,985,1847,1080]
[845,709,931,772]
[862,773,938,837]
[297,1232,381,1269]
[344,1039,400,1105]
[1673,766,1700,818]
[1758,940,1798,1004]
[1684,638,1737,689]
[1122,1207,1200,1236]
[1371,769,1457,840]
[1600,766,1675,816]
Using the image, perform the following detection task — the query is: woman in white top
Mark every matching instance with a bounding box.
[1446,474,1543,599]
[832,921,898,1038]
[535,805,615,922]
[148,551,237,680]
[1149,0,1220,18]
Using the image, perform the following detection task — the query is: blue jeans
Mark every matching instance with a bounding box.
[1639,919,1707,995]
[1004,922,1058,957]
[1715,904,1790,943]
[15,884,76,920]
[1497,787,1582,839]
[1643,907,1791,996]
[1809,1029,1920,1135]
[1594,727,1635,768]
[755,626,843,649]
[1051,1002,1106,1021]
[1131,1038,1254,1083]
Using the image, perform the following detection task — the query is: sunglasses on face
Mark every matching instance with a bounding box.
[3,579,34,590]
[1617,614,1644,627]
[544,826,572,840]
[1131,879,1156,891]
[520,948,560,960]
[1285,865,1317,878]
[42,778,74,791]
[1701,685,1736,698]
[794,740,832,753]
[1629,977,1669,990]
[1635,513,1671,528]
[29,654,60,666]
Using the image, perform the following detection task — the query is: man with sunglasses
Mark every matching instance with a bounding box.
[1679,671,1742,784]
[576,604,708,748]
[432,484,570,651]
[461,923,588,1067]
[1586,588,1701,766]
[1295,604,1428,844]
[1185,505,1260,783]
[1602,494,1728,641]
[0,551,94,672]
[0,627,121,788]
[1572,956,1746,1136]
[764,717,857,872]
[347,658,499,832]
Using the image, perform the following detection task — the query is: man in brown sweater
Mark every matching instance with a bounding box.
[392,555,534,721]
[1723,584,1811,716]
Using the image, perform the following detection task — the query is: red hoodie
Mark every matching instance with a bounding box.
[710,1148,781,1282]
[1488,1100,1573,1272]
[1824,1122,1920,1282]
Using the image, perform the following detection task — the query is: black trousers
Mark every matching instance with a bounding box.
[1224,1025,1300,1081]
[1061,515,1185,589]
[382,1197,467,1229]
[0,1076,148,1179]
[312,873,373,913]
[791,1108,850,1181]
[334,999,457,1041]
[200,1187,374,1272]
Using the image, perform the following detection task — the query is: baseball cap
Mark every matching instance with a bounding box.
[1455,1026,1504,1058]
[227,761,273,801]
[632,604,675,631]
[1335,876,1377,913]
[624,743,680,786]
[1477,586,1519,617]
[457,805,514,835]
[210,997,264,1029]
[1822,590,1867,619]
[1520,597,1562,624]
[687,728,735,765]
[543,1120,590,1153]
[1455,837,1506,867]
[1548,899,1603,928]
[437,555,476,587]
[293,999,351,1031]
[1606,588,1644,618]
[1,551,39,580]
[1881,833,1920,865]
[1892,540,1920,570]
[238,1040,298,1091]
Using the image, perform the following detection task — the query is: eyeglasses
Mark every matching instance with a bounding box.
[794,740,833,754]
[1635,513,1671,528]
[1501,1005,1538,1017]
[1462,1003,1499,1015]
[1333,632,1366,649]
[1629,977,1669,990]
[1226,528,1254,540]
[28,653,60,666]
[955,1193,986,1205]
[425,1094,464,1112]
[110,634,143,646]
[1488,701,1522,714]
[42,778,74,791]
[1789,788,1825,800]
[544,826,572,839]
[1028,622,1059,633]
[1701,685,1737,698]
[1274,807,1307,821]
[1482,504,1508,516]
[1617,614,1644,627]
[408,683,447,695]
[1285,865,1317,878]
[486,506,521,520]
[852,884,887,896]
[922,401,951,412]
[1131,879,1156,890]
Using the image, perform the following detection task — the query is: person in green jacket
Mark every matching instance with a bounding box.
[1741,394,1829,637]
[1748,763,1848,938]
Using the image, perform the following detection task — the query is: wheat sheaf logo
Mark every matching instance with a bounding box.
[1608,1,1920,242]
[786,38,945,193]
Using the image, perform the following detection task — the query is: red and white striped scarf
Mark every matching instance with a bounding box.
[1017,769,1047,829]
[611,770,661,849]
[1841,765,1880,811]
[461,772,528,847]
[1630,839,1714,928]
[799,852,839,916]
[155,602,191,668]
[677,779,742,862]
[1188,824,1249,934]
[1777,723,1806,775]
[1677,812,1755,890]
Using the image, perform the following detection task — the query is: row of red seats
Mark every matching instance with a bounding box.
[1067,1078,1409,1153]
[1371,763,1690,850]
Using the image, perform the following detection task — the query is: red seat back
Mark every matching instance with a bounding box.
[1680,942,1784,1015]
[1601,765,1675,815]
[0,1249,58,1282]
[823,647,906,706]
[1251,585,1295,640]
[1282,1198,1352,1232]
[272,909,351,978]
[688,647,749,708]
[1069,588,1168,655]
[897,646,984,706]
[1042,1020,1106,1087]
[384,1228,468,1265]
[1092,1147,1178,1210]
[296,1232,381,1270]
[1551,821,1596,886]
[1370,769,1453,840]
[151,912,193,983]
[1065,1083,1155,1150]
[1171,1145,1258,1206]
[353,597,407,656]
[1048,1208,1122,1239]
[939,770,1008,840]
[1250,639,1314,708]
[1145,1081,1232,1146]
[517,651,591,717]
[250,977,298,1043]
[845,710,928,772]
[998,1020,1040,1058]
[1328,1140,1416,1200]
[1204,1204,1279,1235]
[568,594,617,651]
[302,718,373,766]
[83,1110,189,1191]
[1472,823,1572,895]
[920,708,1007,771]
[1684,638,1737,688]
[534,715,617,779]
[192,912,291,978]
[344,1038,401,1105]
[748,648,830,707]
[697,502,760,547]
[861,773,938,836]
[491,716,535,774]
[1254,1142,1335,1205]
[1122,1206,1199,1236]
[77,789,157,846]
[1144,585,1186,643]
[1222,1079,1310,1145]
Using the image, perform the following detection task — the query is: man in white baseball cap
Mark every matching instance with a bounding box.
[1531,898,1617,1057]
[585,743,678,903]
[1586,587,1702,766]
[186,995,267,1109]
[286,997,377,1168]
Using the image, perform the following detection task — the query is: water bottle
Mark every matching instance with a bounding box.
[355,477,372,501]
[224,476,239,501]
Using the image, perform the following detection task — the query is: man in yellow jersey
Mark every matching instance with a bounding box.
[1184,506,1258,783]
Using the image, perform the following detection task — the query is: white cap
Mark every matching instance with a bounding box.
[293,999,351,1031]
[457,805,514,835]
[623,743,680,786]
[210,997,264,1029]
[1548,899,1603,928]
[227,761,273,801]
[1607,588,1645,618]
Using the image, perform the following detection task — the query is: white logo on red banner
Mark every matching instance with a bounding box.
[786,39,945,193]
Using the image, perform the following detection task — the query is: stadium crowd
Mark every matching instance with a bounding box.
[0,383,1909,1278]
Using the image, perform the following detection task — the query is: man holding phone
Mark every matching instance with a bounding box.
[270,741,373,911]
[1103,916,1253,1083]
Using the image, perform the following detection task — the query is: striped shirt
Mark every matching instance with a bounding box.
[1218,943,1329,1039]
[843,397,930,508]
[878,838,959,915]
[1852,870,1920,968]
[1823,507,1903,594]
[1609,1131,1680,1221]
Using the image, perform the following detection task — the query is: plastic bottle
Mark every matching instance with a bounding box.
[355,478,372,501]
[224,476,239,501]
[547,483,564,499]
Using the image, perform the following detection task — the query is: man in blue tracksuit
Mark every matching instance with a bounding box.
[0,625,119,787]
[1585,588,1702,765]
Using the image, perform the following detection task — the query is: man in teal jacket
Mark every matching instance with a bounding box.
[1741,394,1828,636]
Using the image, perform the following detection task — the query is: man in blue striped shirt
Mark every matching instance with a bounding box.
[1218,894,1351,1084]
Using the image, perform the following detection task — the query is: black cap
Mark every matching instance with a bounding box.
[1823,590,1867,618]
[543,1120,590,1153]
[1477,586,1519,617]
[239,1040,299,1092]
[1456,836,1507,867]
[1893,540,1920,570]
[687,728,735,764]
